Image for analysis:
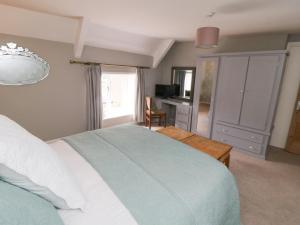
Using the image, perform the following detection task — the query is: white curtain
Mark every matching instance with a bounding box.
[86,65,102,130]
[135,68,145,123]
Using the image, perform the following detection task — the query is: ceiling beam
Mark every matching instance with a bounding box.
[74,17,88,58]
[152,39,175,68]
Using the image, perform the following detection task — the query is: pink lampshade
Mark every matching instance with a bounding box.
[195,27,220,48]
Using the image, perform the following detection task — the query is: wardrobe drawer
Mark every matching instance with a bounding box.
[214,124,264,144]
[175,121,188,131]
[176,113,189,123]
[213,132,263,154]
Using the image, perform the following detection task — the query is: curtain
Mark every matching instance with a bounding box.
[135,68,145,123]
[86,65,102,130]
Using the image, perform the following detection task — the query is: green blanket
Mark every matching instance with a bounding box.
[0,180,65,225]
[64,125,240,225]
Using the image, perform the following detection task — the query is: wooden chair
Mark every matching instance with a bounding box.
[145,97,166,130]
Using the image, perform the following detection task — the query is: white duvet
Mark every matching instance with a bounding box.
[49,140,138,225]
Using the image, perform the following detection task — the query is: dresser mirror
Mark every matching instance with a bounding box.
[171,67,195,101]
[0,42,49,85]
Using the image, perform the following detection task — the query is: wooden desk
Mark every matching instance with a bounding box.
[155,98,193,131]
[157,126,232,167]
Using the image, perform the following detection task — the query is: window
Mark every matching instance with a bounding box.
[101,66,137,120]
[183,71,192,98]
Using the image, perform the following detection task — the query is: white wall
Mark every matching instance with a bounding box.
[270,42,300,148]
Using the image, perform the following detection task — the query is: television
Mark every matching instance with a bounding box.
[155,84,175,98]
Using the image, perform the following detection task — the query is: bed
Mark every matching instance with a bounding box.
[56,125,240,225]
[0,117,240,225]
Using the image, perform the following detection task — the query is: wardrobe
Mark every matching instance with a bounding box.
[192,51,287,159]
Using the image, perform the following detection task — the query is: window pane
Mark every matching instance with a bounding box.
[102,72,137,120]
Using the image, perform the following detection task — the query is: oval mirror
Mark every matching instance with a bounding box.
[0,43,50,85]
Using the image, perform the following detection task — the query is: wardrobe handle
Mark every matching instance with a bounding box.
[249,146,254,150]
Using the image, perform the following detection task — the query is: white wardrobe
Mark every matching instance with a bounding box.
[192,51,287,158]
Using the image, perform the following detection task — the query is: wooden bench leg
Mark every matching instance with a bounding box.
[224,154,230,168]
[219,152,230,168]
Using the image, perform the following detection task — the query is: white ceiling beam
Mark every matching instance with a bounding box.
[74,17,89,58]
[152,39,175,68]
[0,4,77,44]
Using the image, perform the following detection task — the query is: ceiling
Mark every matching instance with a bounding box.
[0,0,300,67]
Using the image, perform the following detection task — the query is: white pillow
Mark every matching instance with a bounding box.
[0,115,86,210]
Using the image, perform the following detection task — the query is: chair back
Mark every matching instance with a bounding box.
[145,96,152,111]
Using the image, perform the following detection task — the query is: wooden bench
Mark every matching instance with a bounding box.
[157,126,232,167]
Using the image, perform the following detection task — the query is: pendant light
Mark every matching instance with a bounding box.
[195,11,219,48]
[195,27,220,48]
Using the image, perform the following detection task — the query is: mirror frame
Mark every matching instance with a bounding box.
[0,42,50,86]
[171,66,196,102]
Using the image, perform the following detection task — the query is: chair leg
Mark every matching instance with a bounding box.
[149,116,151,130]
[164,115,166,127]
[159,116,161,126]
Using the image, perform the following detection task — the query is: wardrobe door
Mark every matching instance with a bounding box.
[214,56,249,124]
[239,55,280,130]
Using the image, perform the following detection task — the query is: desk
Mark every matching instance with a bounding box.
[155,98,193,131]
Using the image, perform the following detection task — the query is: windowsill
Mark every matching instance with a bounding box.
[103,113,134,121]
[102,114,135,128]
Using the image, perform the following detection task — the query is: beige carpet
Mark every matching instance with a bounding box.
[230,149,300,225]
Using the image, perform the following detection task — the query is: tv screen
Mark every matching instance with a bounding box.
[155,84,175,98]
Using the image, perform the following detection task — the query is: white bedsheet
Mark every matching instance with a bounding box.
[49,140,138,225]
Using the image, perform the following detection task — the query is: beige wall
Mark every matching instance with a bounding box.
[288,33,300,42]
[270,42,300,148]
[0,33,152,140]
[144,67,162,97]
[156,33,290,149]
[0,32,290,142]
[158,34,288,84]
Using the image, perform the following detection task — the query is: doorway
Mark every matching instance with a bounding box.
[270,42,300,151]
[286,88,300,154]
[191,57,219,138]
